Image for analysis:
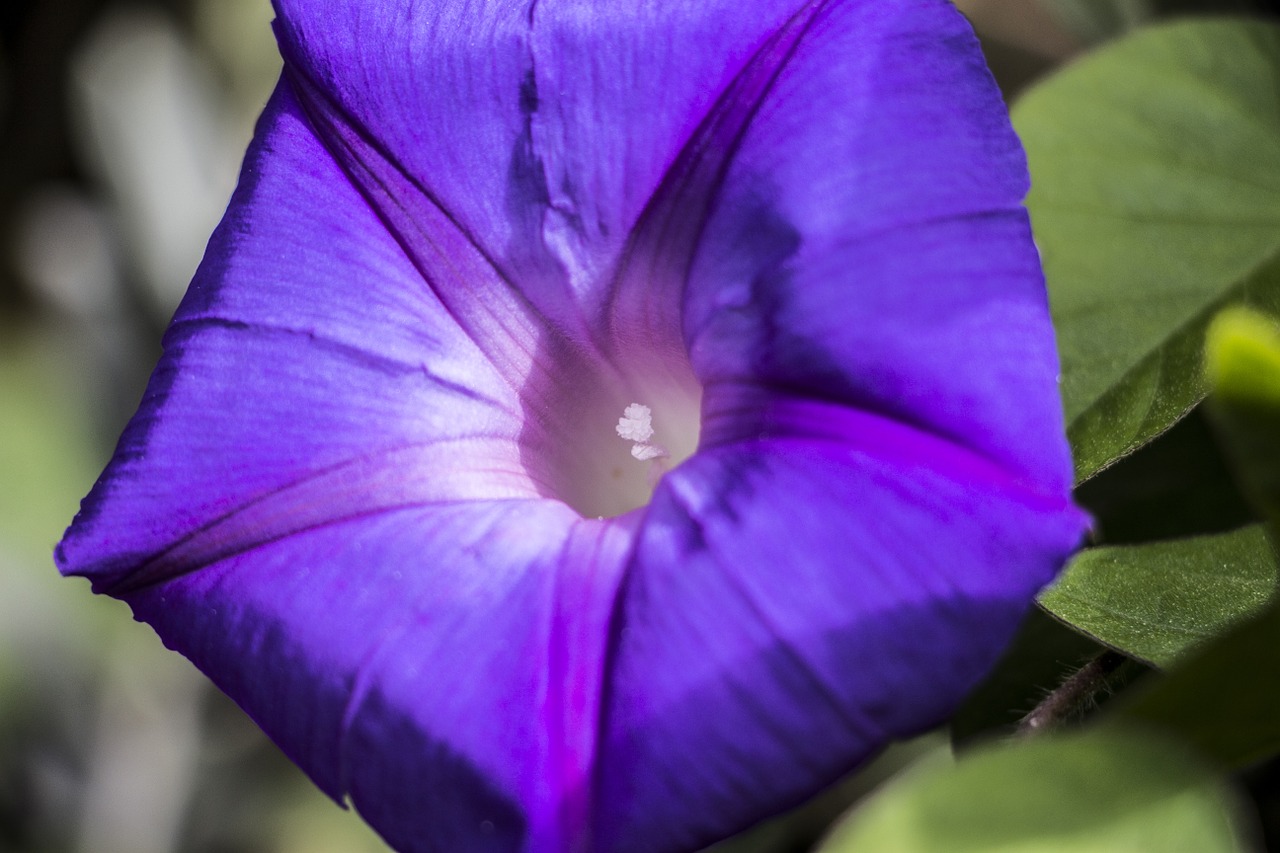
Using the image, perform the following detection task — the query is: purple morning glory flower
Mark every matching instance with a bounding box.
[58,1,1086,851]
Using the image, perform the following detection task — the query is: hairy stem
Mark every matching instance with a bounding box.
[1018,650,1129,736]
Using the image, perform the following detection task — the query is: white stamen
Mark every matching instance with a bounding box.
[616,403,655,443]
[631,444,667,461]
[617,403,669,462]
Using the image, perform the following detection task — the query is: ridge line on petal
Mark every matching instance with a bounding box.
[699,383,1075,507]
[275,63,550,390]
[164,315,520,415]
[602,0,833,360]
[84,441,549,596]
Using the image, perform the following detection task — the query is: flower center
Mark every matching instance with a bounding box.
[517,335,701,520]
[529,372,699,520]
[578,385,697,518]
[616,403,669,462]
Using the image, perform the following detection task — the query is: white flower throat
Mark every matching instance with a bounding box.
[557,384,699,520]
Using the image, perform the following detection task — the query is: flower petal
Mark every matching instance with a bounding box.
[122,501,633,853]
[269,0,828,343]
[598,403,1086,851]
[677,0,1069,486]
[57,81,535,593]
[526,0,803,319]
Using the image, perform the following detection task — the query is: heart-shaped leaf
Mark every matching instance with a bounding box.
[1013,20,1280,482]
[819,728,1248,853]
[1039,524,1278,667]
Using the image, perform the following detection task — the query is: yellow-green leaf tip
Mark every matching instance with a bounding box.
[1205,308,1280,407]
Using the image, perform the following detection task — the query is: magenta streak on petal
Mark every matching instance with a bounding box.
[700,382,1076,508]
[602,0,828,384]
[116,499,635,853]
[542,516,639,853]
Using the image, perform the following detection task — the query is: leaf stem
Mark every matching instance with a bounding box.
[1017,650,1129,736]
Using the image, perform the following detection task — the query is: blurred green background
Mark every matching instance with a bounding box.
[1,1,1277,851]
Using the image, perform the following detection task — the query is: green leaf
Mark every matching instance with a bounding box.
[1039,525,1278,667]
[1120,602,1280,769]
[1205,308,1280,530]
[1121,309,1280,768]
[819,729,1248,853]
[1012,19,1280,482]
[699,736,944,853]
